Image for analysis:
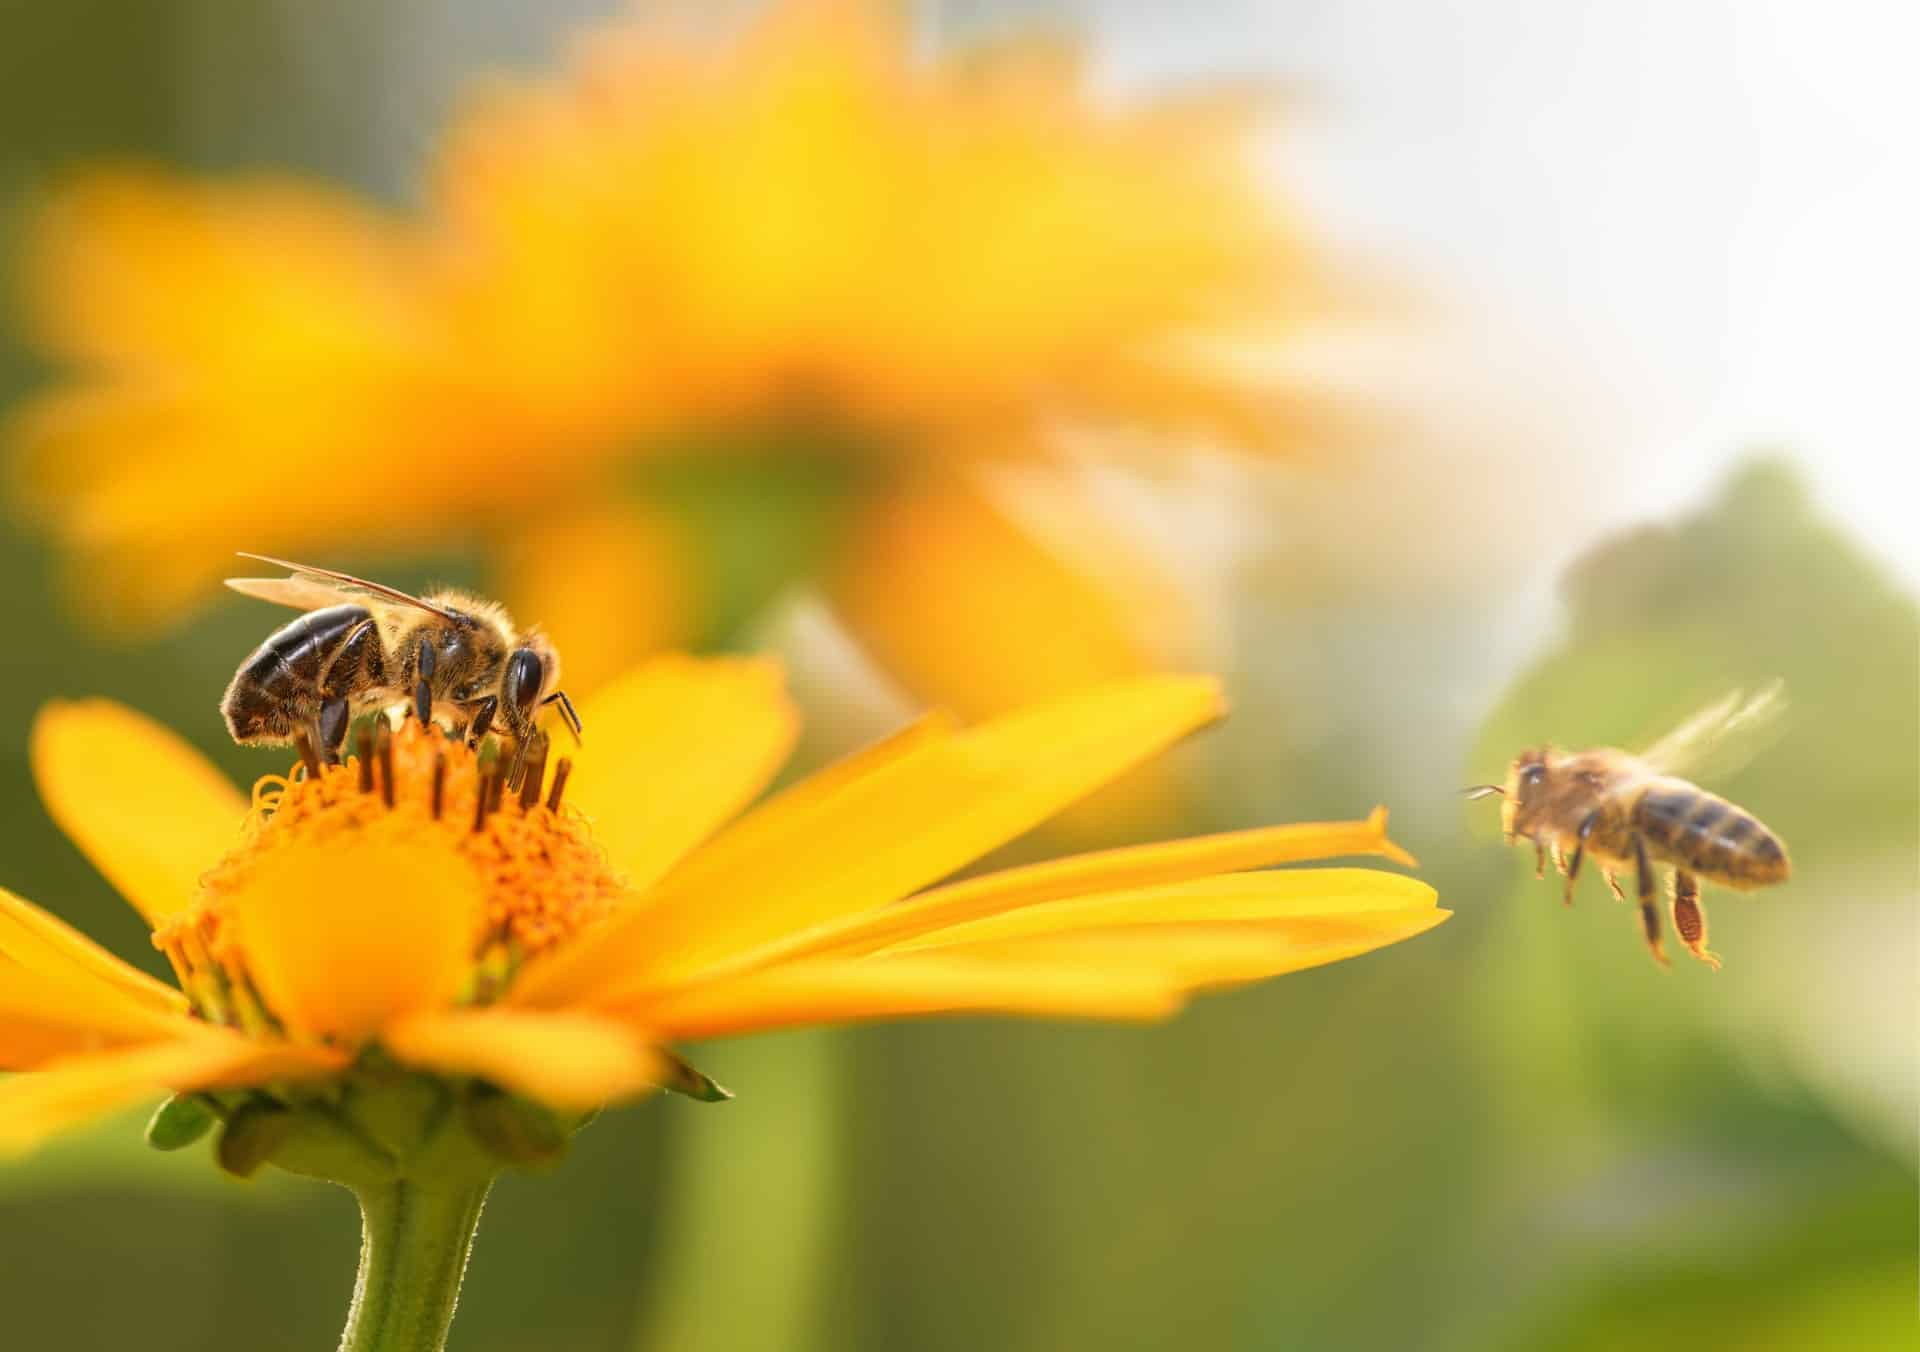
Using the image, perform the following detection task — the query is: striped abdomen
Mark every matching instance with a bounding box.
[1632,780,1790,889]
[221,603,378,743]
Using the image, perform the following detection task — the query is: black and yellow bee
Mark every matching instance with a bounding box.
[1468,685,1790,969]
[221,553,580,781]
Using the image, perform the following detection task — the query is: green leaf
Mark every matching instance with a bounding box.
[216,1099,294,1180]
[144,1094,217,1151]
[462,1088,570,1168]
[657,1049,733,1104]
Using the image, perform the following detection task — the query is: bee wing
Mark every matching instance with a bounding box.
[227,553,461,622]
[224,575,363,612]
[1637,680,1788,782]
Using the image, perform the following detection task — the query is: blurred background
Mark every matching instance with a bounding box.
[0,2,1913,1349]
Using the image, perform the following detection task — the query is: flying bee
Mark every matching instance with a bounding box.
[1466,683,1790,969]
[220,553,581,782]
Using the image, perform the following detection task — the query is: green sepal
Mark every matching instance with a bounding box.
[659,1049,733,1103]
[145,1093,219,1151]
[463,1088,571,1167]
[216,1098,294,1179]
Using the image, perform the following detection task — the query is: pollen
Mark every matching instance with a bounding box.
[156,718,625,1028]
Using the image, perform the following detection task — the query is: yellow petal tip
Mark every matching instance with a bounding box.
[1366,807,1420,869]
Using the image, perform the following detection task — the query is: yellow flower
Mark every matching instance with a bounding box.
[2,659,1441,1156]
[7,0,1338,722]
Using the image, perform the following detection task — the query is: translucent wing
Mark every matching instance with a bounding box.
[1638,680,1788,782]
[225,553,461,622]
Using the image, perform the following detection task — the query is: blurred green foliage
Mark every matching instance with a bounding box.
[1466,460,1917,1350]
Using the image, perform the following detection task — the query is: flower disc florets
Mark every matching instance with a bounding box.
[155,718,623,1032]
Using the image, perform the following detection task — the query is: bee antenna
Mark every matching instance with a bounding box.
[1461,784,1506,800]
[543,689,583,744]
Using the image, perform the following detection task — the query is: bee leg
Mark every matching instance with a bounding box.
[1550,843,1567,876]
[1533,839,1547,880]
[466,696,497,749]
[1562,812,1597,906]
[1670,869,1721,970]
[1603,870,1626,901]
[1633,834,1670,968]
[414,638,436,728]
[316,697,350,764]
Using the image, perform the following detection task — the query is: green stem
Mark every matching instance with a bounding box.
[339,1177,494,1352]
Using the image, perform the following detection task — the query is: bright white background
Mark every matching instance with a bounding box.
[1063,0,1920,586]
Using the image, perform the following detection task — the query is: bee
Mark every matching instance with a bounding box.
[1466,684,1790,969]
[220,553,581,781]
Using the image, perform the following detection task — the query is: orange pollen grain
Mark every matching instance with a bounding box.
[154,719,624,1025]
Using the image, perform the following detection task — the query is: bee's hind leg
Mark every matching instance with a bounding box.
[1633,834,1670,968]
[1671,869,1721,970]
[316,696,350,765]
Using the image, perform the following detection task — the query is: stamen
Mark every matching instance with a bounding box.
[293,731,322,782]
[175,721,626,1011]
[518,736,549,812]
[378,726,395,809]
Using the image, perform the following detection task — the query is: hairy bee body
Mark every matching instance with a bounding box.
[1628,775,1789,890]
[220,555,579,781]
[1513,751,1789,892]
[221,596,513,747]
[1475,685,1791,970]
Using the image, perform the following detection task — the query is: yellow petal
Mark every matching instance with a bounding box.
[527,675,1224,1005]
[0,1034,345,1157]
[625,954,1184,1041]
[732,807,1417,966]
[494,503,697,697]
[828,475,1179,721]
[223,838,480,1044]
[511,708,958,1008]
[920,909,1451,989]
[886,868,1438,952]
[31,700,248,926]
[568,655,798,893]
[0,886,187,1016]
[383,1008,663,1111]
[836,475,1210,841]
[0,958,189,1068]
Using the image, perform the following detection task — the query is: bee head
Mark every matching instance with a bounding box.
[501,632,580,743]
[1498,747,1557,840]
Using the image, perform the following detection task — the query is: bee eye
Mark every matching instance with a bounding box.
[504,648,545,718]
[1521,765,1546,788]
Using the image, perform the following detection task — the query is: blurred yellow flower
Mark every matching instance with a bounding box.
[2,660,1441,1157]
[7,0,1334,722]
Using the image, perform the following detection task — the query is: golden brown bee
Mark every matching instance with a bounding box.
[221,554,580,782]
[1467,685,1790,969]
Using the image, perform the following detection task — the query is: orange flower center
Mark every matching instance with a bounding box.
[155,719,624,1032]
